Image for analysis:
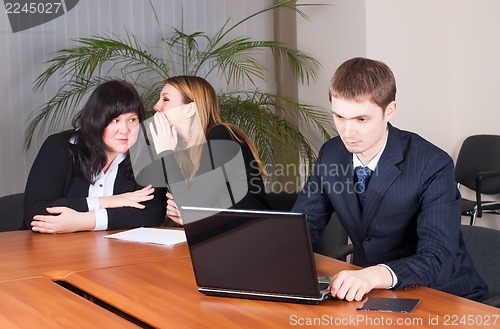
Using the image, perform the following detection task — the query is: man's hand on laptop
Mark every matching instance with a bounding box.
[329,265,393,301]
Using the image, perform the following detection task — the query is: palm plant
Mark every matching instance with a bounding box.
[27,0,334,178]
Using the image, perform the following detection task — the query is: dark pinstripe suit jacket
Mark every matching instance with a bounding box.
[23,131,166,230]
[292,124,488,301]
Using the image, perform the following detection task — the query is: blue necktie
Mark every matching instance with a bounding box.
[355,166,372,207]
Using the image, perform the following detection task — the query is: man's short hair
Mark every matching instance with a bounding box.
[329,57,396,111]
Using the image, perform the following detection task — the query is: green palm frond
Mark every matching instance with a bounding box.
[139,82,165,115]
[27,0,333,183]
[215,0,315,41]
[26,77,106,149]
[219,90,334,176]
[168,29,209,74]
[34,34,168,91]
[210,38,268,87]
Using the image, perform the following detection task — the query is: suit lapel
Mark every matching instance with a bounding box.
[361,125,404,232]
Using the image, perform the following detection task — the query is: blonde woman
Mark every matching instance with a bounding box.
[150,76,270,224]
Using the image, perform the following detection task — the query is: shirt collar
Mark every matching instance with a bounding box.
[92,153,127,182]
[352,130,388,171]
[107,153,127,172]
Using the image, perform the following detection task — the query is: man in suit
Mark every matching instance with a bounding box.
[292,57,488,302]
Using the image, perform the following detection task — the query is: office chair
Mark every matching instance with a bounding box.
[0,192,25,232]
[312,212,353,262]
[266,191,353,261]
[455,135,500,225]
[461,224,500,307]
[266,191,298,213]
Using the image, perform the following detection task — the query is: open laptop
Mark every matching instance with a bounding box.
[181,206,331,304]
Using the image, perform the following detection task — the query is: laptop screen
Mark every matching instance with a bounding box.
[182,208,321,298]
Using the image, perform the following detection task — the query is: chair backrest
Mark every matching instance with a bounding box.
[455,135,500,194]
[266,191,298,212]
[313,212,351,261]
[0,193,25,232]
[461,225,500,298]
[266,191,351,261]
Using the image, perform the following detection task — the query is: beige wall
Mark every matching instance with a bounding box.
[365,0,500,158]
[298,0,500,157]
[297,0,500,229]
[296,0,367,150]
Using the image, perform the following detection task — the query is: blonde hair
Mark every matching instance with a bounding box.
[165,76,266,179]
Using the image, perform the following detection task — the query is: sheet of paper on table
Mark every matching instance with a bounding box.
[104,228,186,246]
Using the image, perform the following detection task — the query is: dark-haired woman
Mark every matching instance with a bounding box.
[23,79,166,233]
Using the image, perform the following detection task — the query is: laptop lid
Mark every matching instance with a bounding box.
[181,207,330,304]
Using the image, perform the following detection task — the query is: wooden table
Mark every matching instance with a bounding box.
[2,229,498,328]
[66,253,500,329]
[0,276,138,328]
[0,229,188,282]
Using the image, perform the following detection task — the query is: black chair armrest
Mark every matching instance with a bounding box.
[475,171,500,217]
[329,244,354,261]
